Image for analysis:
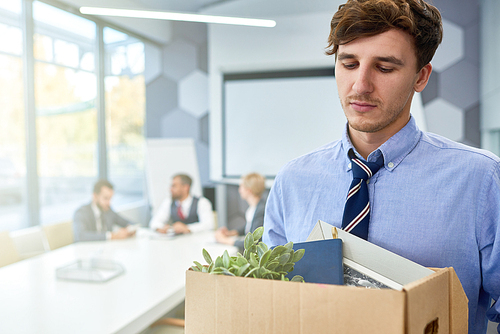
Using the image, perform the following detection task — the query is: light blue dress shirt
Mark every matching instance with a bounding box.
[263,116,500,334]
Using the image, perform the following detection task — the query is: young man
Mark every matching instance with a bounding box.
[262,1,500,333]
[73,179,135,242]
[149,174,214,234]
[215,172,266,250]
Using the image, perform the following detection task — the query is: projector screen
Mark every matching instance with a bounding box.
[223,69,346,178]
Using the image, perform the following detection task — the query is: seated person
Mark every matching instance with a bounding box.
[149,174,214,234]
[215,173,266,249]
[73,180,136,242]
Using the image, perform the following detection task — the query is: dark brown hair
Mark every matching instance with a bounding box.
[174,174,193,187]
[326,0,443,71]
[93,179,114,194]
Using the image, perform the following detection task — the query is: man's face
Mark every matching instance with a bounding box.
[93,186,113,212]
[335,29,431,138]
[170,177,188,201]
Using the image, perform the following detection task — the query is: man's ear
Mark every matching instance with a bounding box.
[414,63,432,93]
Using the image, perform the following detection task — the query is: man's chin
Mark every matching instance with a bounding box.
[348,121,384,133]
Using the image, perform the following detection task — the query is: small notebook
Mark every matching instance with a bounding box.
[287,238,344,285]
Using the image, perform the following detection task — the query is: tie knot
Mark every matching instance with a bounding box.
[351,158,382,180]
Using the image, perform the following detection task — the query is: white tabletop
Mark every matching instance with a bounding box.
[0,229,236,334]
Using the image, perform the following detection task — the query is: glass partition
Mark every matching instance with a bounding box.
[104,27,146,207]
[33,1,98,224]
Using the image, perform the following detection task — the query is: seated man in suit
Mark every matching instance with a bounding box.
[149,174,214,234]
[215,173,266,250]
[73,180,136,242]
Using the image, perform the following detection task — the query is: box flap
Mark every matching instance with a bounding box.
[448,267,468,334]
[404,268,449,334]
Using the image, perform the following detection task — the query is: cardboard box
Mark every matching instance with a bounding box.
[185,266,468,334]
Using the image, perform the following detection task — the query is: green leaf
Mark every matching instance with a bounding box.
[270,245,286,259]
[259,242,269,252]
[259,249,272,267]
[236,255,248,267]
[202,265,208,273]
[265,261,279,271]
[257,244,265,258]
[193,261,203,271]
[278,253,290,265]
[252,226,264,242]
[292,249,305,262]
[202,248,213,265]
[291,275,304,282]
[237,263,251,276]
[191,265,200,272]
[244,232,254,250]
[283,263,294,272]
[259,266,270,277]
[249,253,259,268]
[244,267,259,278]
[214,256,223,268]
[220,267,236,276]
[208,262,214,273]
[222,250,230,268]
[284,241,293,252]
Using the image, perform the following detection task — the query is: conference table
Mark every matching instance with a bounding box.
[0,229,237,334]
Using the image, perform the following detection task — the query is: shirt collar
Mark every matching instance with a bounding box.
[177,195,193,209]
[342,115,422,171]
[91,201,101,218]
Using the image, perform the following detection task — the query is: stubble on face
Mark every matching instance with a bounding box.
[340,90,412,134]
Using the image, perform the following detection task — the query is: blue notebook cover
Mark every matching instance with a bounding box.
[287,238,344,285]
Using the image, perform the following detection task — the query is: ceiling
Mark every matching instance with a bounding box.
[55,0,237,44]
[54,0,339,45]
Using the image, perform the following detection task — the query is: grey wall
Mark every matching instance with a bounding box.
[145,21,211,188]
[423,0,481,147]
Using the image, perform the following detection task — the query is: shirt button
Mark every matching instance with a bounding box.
[388,162,394,168]
[366,179,370,185]
[348,163,352,169]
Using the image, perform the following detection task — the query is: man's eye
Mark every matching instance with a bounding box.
[343,63,357,69]
[378,67,393,73]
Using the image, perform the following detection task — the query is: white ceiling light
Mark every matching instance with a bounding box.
[79,7,276,28]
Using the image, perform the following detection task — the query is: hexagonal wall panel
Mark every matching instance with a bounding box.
[464,21,480,66]
[421,71,439,105]
[200,113,209,145]
[440,60,479,110]
[161,108,199,139]
[146,75,178,137]
[432,19,464,72]
[464,104,480,147]
[163,40,198,81]
[144,43,162,85]
[179,70,208,118]
[424,98,463,141]
[433,0,479,27]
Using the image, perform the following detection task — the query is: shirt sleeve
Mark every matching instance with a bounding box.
[262,175,287,247]
[187,197,214,233]
[110,210,130,228]
[478,162,500,326]
[149,197,172,230]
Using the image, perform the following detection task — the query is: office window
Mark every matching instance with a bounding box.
[33,1,97,224]
[0,0,26,231]
[104,27,146,206]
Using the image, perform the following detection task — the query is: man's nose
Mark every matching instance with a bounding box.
[352,67,374,95]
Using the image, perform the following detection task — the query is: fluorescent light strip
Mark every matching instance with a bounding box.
[79,7,276,28]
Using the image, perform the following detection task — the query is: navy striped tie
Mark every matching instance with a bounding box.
[341,152,384,240]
